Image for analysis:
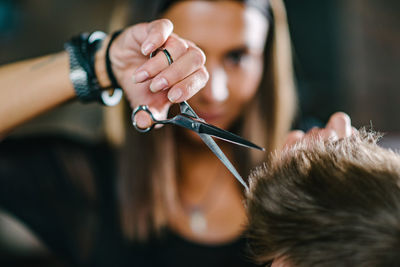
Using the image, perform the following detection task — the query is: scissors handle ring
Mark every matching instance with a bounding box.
[132,105,157,133]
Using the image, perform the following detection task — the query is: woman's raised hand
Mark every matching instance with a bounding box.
[105,19,209,128]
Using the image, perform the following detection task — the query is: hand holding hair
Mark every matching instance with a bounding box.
[283,112,354,148]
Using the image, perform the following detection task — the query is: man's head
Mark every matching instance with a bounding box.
[246,130,400,267]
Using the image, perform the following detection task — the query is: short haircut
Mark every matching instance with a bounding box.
[246,129,400,267]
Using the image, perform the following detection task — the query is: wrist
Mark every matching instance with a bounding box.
[95,36,112,88]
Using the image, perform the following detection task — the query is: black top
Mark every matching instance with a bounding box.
[0,136,259,267]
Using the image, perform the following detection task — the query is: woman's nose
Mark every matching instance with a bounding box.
[201,66,229,103]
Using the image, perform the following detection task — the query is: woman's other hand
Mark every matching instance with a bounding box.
[284,112,355,148]
[100,19,209,128]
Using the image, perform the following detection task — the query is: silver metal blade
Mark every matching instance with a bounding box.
[199,133,249,191]
[198,123,265,151]
[180,101,199,118]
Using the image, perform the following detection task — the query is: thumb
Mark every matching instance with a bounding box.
[133,102,171,130]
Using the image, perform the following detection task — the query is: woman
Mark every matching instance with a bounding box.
[0,0,352,266]
[112,0,296,243]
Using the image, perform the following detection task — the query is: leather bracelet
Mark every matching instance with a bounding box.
[105,30,123,89]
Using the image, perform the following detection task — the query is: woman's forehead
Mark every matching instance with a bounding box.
[162,1,268,51]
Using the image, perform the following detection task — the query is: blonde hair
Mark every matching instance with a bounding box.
[105,0,296,240]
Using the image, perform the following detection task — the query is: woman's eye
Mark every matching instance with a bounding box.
[225,49,247,66]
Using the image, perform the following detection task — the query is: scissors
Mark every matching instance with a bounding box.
[131,101,264,190]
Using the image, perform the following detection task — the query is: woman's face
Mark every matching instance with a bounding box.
[163,1,269,130]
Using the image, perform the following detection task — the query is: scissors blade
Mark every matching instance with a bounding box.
[198,133,249,191]
[198,123,265,151]
[180,101,264,151]
[180,101,199,119]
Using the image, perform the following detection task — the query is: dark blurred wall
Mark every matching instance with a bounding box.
[339,0,400,132]
[284,0,343,130]
[0,0,115,63]
[284,0,400,132]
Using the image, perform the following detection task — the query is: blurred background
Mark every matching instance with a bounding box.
[0,0,399,265]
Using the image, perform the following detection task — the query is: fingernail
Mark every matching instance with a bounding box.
[142,43,154,55]
[132,71,149,83]
[168,89,182,102]
[150,77,168,92]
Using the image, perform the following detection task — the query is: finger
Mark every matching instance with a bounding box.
[135,109,170,130]
[326,112,352,138]
[152,104,171,129]
[319,128,339,141]
[133,35,189,84]
[123,80,151,109]
[167,66,209,103]
[141,19,174,56]
[149,46,206,93]
[283,130,305,148]
[124,78,171,113]
[304,127,337,142]
[304,127,321,139]
[135,111,153,130]
[133,97,170,130]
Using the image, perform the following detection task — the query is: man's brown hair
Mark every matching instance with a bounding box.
[246,130,400,267]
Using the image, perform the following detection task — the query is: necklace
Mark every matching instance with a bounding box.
[179,164,228,235]
[188,206,207,235]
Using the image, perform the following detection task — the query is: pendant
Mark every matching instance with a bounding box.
[189,208,207,235]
